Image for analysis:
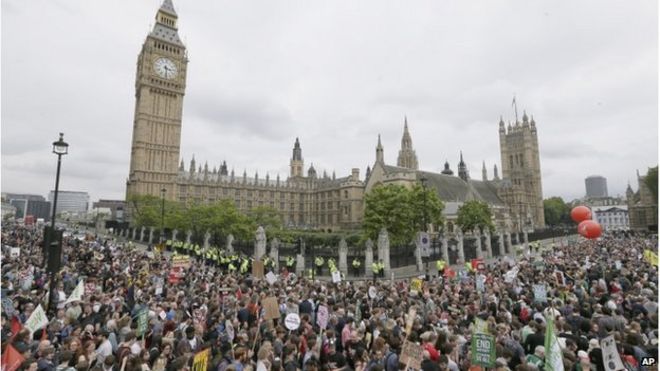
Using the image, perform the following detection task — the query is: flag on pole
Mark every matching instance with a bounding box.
[1,344,25,371]
[24,304,49,336]
[65,279,85,304]
[9,316,22,341]
[544,315,564,371]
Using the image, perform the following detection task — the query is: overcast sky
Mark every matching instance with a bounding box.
[2,0,657,205]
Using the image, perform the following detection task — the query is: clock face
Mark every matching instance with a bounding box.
[153,57,178,79]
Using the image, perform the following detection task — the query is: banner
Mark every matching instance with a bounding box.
[316,305,329,329]
[172,255,192,269]
[399,340,423,369]
[192,348,210,371]
[471,258,485,271]
[262,297,280,320]
[474,318,489,334]
[533,284,547,303]
[405,308,416,335]
[1,344,25,371]
[24,304,48,335]
[544,315,565,371]
[470,333,496,368]
[553,270,566,286]
[65,279,85,304]
[410,278,423,295]
[600,335,625,371]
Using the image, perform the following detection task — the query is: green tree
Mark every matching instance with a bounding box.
[362,183,444,245]
[248,206,283,231]
[456,200,494,232]
[543,196,571,226]
[409,183,445,231]
[644,166,658,203]
[127,194,161,227]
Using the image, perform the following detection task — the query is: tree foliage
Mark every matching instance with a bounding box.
[543,196,572,226]
[362,184,445,246]
[456,200,494,232]
[248,206,283,231]
[645,166,658,203]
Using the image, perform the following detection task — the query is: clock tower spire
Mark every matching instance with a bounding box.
[126,0,188,202]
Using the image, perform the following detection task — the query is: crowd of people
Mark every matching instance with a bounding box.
[1,221,658,371]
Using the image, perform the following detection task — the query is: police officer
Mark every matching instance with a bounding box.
[352,258,361,277]
[436,259,446,276]
[315,256,325,276]
[286,256,295,271]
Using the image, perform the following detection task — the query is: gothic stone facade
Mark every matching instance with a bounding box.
[626,169,658,232]
[126,1,545,232]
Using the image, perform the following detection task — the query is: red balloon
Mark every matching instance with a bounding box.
[577,220,602,239]
[571,206,592,223]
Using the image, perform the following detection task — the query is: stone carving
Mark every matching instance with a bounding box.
[255,226,267,259]
[270,238,280,270]
[338,238,348,276]
[365,239,374,277]
[226,234,234,254]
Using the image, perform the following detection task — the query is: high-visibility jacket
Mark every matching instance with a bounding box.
[315,257,324,267]
[228,263,236,272]
[436,260,446,271]
[240,259,249,274]
[286,257,295,267]
[372,262,379,274]
[166,240,172,246]
[352,259,361,268]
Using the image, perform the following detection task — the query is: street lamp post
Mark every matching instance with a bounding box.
[48,133,69,314]
[160,188,166,246]
[419,175,429,275]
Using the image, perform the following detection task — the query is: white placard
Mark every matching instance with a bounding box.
[316,305,329,329]
[614,260,622,270]
[285,313,301,330]
[65,280,85,304]
[331,271,341,283]
[600,335,625,371]
[24,304,49,335]
[266,272,278,285]
[10,247,20,258]
[368,286,377,299]
[225,320,235,342]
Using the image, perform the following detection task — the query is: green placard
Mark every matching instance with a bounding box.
[471,333,496,368]
[137,309,148,337]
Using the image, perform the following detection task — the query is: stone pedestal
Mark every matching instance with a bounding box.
[441,235,449,263]
[226,234,234,254]
[295,254,305,276]
[484,230,493,258]
[338,239,348,276]
[523,230,529,253]
[377,228,391,277]
[270,238,280,270]
[148,228,154,244]
[505,232,512,255]
[254,226,267,260]
[186,231,192,244]
[131,228,137,240]
[140,227,145,241]
[203,231,211,251]
[457,230,465,264]
[172,229,178,242]
[474,229,483,259]
[365,239,374,277]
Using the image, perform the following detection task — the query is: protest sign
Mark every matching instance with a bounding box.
[405,307,416,335]
[137,308,148,337]
[285,313,300,330]
[85,282,97,296]
[24,304,48,335]
[65,280,85,304]
[410,278,423,295]
[533,284,547,303]
[471,333,496,368]
[316,305,329,329]
[554,270,566,286]
[399,340,423,369]
[225,320,235,342]
[2,297,15,317]
[192,349,210,371]
[172,255,191,269]
[10,247,20,258]
[474,318,489,334]
[331,271,341,283]
[262,296,280,320]
[1,344,25,371]
[476,274,486,293]
[504,266,519,283]
[252,260,265,279]
[368,286,377,299]
[614,260,622,270]
[265,271,277,285]
[600,335,625,371]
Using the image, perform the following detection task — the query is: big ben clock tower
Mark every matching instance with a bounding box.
[126,0,187,202]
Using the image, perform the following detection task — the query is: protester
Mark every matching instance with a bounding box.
[1,223,658,371]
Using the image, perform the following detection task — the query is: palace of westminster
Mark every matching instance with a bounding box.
[126,0,545,233]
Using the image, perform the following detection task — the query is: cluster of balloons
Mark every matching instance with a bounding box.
[570,205,602,239]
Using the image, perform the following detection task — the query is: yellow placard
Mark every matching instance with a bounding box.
[192,349,210,371]
[410,278,423,294]
[644,250,658,266]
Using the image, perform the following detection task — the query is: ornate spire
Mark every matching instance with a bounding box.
[397,117,418,170]
[190,155,196,173]
[499,116,505,133]
[230,168,235,182]
[376,134,384,163]
[366,165,371,178]
[220,160,228,176]
[150,0,183,46]
[493,164,499,180]
[292,137,302,161]
[179,158,185,171]
[482,161,487,181]
[458,151,469,182]
[332,170,336,180]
